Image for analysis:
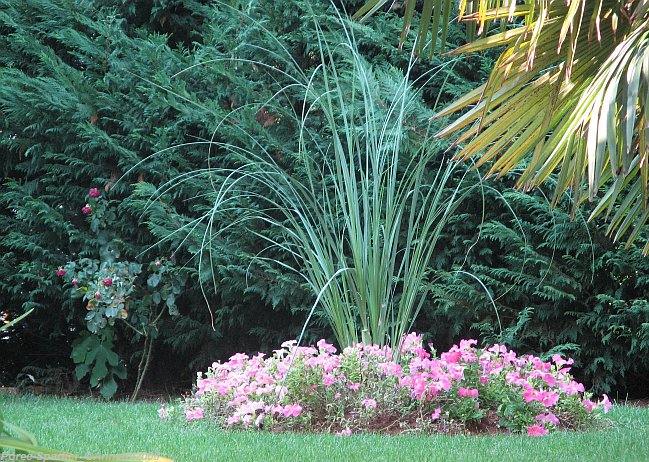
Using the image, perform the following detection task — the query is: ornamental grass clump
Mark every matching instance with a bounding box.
[148,6,478,354]
[166,333,611,436]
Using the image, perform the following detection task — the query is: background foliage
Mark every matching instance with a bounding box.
[0,0,647,397]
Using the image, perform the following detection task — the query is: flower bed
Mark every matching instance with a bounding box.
[162,333,611,436]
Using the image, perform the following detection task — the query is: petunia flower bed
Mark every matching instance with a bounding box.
[163,333,612,436]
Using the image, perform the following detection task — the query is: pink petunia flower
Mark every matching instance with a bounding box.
[317,339,337,355]
[348,382,361,391]
[535,413,560,426]
[541,391,560,407]
[527,425,549,437]
[323,374,336,386]
[560,380,585,395]
[362,398,377,409]
[157,407,169,420]
[600,394,613,413]
[458,387,479,398]
[255,413,265,427]
[184,407,204,420]
[377,361,403,377]
[431,408,442,421]
[551,354,574,370]
[281,403,303,417]
[401,332,423,353]
[523,388,541,403]
[583,399,597,412]
[336,428,352,437]
[541,372,557,387]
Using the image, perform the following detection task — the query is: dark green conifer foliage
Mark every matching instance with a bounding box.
[1,0,646,398]
[0,0,312,393]
[424,185,649,394]
[0,0,475,394]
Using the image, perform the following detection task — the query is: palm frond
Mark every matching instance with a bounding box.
[353,0,458,56]
[356,0,649,251]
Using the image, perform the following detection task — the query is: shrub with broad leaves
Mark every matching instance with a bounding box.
[165,333,612,435]
[56,187,186,399]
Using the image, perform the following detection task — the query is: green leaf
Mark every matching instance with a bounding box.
[100,378,117,399]
[70,334,99,364]
[147,274,160,288]
[90,360,107,386]
[167,304,179,316]
[75,363,90,380]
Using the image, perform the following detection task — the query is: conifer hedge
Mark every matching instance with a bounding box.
[0,0,647,397]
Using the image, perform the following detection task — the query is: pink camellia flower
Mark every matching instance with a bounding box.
[334,393,341,399]
[88,188,101,198]
[94,291,101,300]
[336,428,352,437]
[56,268,66,277]
[362,398,377,409]
[102,277,113,287]
[184,407,204,420]
[155,261,161,267]
[81,204,92,215]
[431,408,442,421]
[72,278,79,285]
[527,424,549,437]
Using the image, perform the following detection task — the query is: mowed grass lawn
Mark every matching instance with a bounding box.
[2,395,648,462]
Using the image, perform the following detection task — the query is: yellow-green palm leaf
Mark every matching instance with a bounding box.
[356,0,649,251]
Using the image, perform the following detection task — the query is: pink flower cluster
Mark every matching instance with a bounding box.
[170,333,612,436]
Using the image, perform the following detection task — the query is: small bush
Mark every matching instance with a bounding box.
[165,333,611,436]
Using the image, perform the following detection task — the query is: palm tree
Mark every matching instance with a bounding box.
[355,1,649,252]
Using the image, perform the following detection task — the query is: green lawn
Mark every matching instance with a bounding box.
[2,395,648,462]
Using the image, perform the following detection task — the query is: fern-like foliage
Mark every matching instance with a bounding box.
[425,183,649,394]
